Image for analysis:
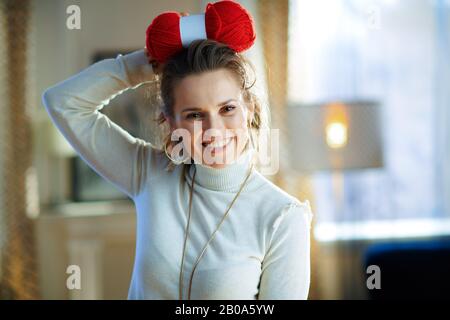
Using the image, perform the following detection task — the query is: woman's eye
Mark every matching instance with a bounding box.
[222,105,236,113]
[186,112,202,120]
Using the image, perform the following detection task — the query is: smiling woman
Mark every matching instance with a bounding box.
[158,40,263,169]
[41,0,313,301]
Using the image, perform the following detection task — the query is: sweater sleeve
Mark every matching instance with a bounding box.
[258,200,313,300]
[42,49,156,199]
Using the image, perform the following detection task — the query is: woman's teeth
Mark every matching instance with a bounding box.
[203,138,232,148]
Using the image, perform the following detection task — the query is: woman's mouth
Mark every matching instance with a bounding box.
[202,137,234,154]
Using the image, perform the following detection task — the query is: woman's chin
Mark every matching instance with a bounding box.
[207,163,228,169]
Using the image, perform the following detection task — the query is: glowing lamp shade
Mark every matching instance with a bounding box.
[326,122,348,149]
[286,101,383,172]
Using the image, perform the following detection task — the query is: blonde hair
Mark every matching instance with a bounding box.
[151,39,270,171]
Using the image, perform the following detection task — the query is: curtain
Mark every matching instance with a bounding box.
[257,0,289,186]
[0,0,40,299]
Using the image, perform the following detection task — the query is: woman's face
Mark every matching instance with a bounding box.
[167,68,253,169]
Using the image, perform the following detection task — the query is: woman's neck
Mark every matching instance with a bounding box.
[186,147,255,192]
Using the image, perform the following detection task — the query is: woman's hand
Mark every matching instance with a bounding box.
[145,12,190,75]
[144,47,164,75]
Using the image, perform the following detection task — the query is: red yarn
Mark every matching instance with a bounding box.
[146,0,256,64]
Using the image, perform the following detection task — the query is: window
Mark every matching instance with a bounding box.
[288,0,450,239]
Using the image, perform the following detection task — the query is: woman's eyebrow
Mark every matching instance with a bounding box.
[181,99,238,113]
[217,98,237,106]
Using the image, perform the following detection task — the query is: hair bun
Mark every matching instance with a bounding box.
[146,0,256,64]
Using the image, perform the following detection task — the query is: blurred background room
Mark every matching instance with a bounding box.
[0,0,449,300]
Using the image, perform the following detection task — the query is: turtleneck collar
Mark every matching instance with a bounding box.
[185,147,255,193]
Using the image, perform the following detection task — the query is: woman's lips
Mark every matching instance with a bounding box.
[202,137,234,154]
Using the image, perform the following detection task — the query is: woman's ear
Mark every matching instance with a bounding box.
[164,113,176,131]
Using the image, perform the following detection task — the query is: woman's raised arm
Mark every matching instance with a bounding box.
[42,49,156,199]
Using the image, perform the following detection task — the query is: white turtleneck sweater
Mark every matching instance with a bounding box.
[42,49,313,300]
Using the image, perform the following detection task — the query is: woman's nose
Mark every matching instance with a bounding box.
[203,114,226,131]
[202,115,227,139]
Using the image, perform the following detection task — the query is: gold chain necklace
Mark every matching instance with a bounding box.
[178,162,254,300]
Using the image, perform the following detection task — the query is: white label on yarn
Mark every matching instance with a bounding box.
[180,14,207,47]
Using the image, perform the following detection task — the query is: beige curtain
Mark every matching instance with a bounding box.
[0,0,40,299]
[256,0,319,300]
[257,0,289,187]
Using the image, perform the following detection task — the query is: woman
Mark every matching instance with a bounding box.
[42,4,313,300]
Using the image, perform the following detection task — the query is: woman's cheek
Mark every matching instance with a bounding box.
[230,115,251,150]
[235,129,249,154]
[175,121,199,161]
[191,130,204,162]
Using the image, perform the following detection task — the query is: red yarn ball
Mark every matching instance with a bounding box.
[146,0,256,64]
